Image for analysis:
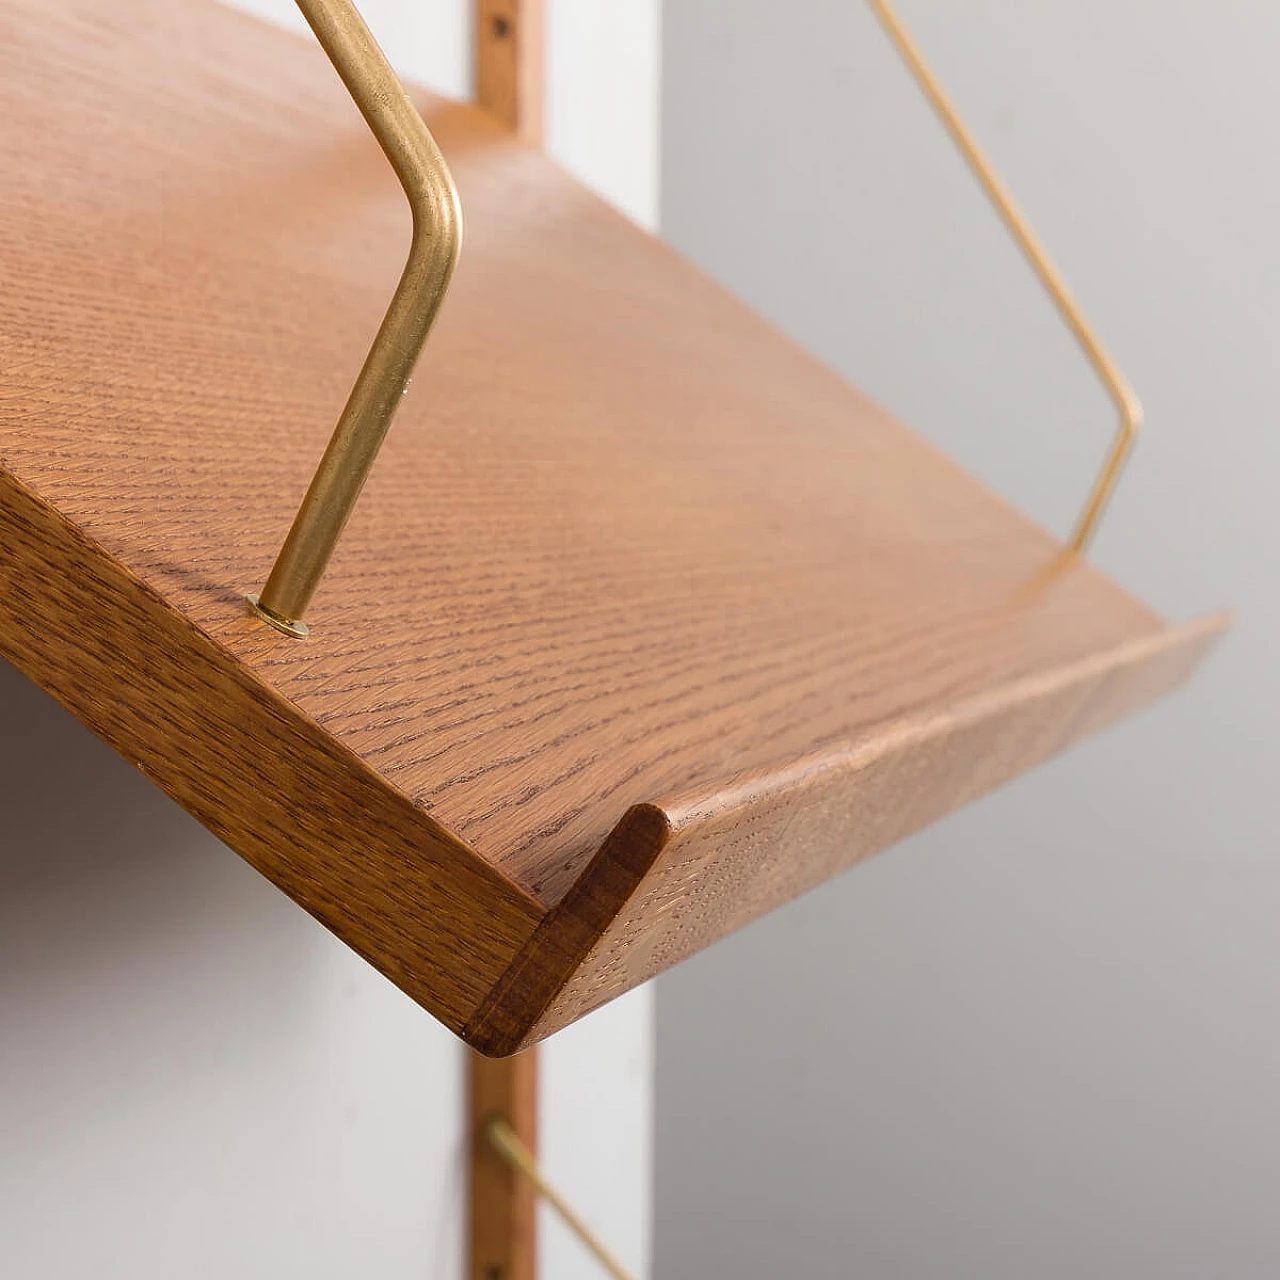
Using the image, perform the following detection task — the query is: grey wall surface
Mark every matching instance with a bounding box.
[655,3,1278,1277]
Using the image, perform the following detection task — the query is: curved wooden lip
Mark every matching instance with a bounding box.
[0,440,1227,1058]
[465,611,1227,1055]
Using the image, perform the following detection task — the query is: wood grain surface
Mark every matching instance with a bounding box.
[0,0,1224,1053]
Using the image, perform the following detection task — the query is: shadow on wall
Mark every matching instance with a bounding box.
[0,658,464,1279]
[0,658,330,1158]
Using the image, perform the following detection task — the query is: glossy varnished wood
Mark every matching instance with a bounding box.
[0,0,1224,1052]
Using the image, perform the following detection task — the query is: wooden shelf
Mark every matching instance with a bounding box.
[0,0,1222,1054]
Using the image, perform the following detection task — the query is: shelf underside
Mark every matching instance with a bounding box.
[0,0,1223,1052]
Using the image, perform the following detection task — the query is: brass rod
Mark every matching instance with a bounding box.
[867,0,1142,554]
[248,0,462,638]
[485,1116,637,1280]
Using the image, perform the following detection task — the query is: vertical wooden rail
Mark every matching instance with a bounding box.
[469,8,545,1279]
[470,1049,539,1280]
[476,0,545,144]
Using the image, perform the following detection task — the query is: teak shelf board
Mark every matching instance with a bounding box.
[0,0,1224,1054]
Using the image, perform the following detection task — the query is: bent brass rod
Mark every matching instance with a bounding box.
[485,1117,637,1280]
[248,0,462,637]
[867,0,1142,554]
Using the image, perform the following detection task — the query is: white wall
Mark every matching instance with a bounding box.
[655,2,1279,1277]
[545,0,661,232]
[1,667,467,1278]
[220,0,473,98]
[1,2,658,1276]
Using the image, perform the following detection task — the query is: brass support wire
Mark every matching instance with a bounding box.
[867,0,1142,553]
[485,1116,638,1280]
[247,0,462,638]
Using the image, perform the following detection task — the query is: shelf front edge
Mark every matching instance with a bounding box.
[0,466,545,1037]
[0,464,1226,1056]
[467,610,1226,1055]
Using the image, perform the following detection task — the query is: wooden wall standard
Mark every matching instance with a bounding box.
[476,0,544,144]
[470,1050,540,1280]
[470,5,544,1278]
